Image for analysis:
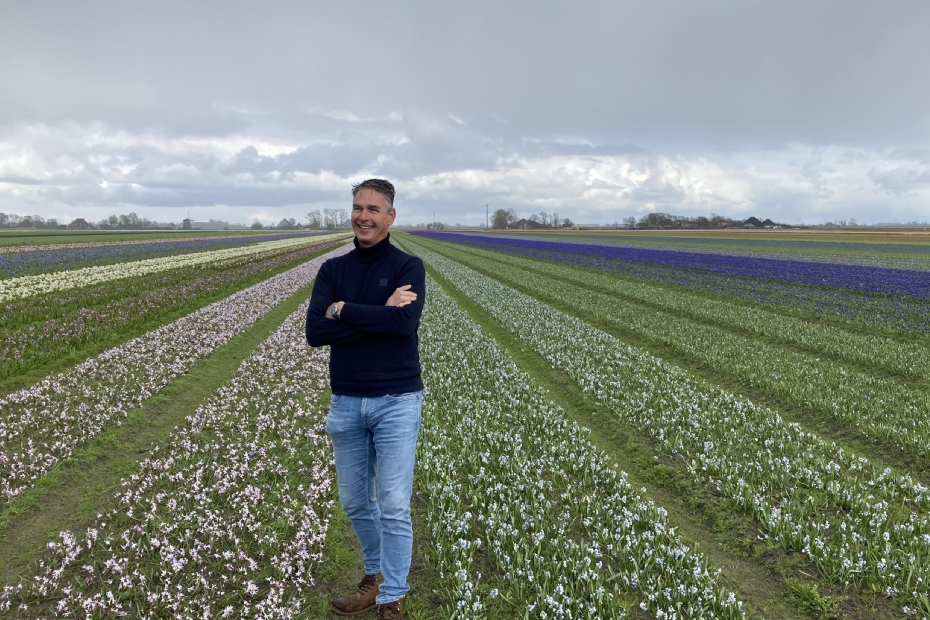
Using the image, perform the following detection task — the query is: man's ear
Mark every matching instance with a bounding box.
[388,208,397,225]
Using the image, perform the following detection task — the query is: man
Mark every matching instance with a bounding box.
[305,178,425,620]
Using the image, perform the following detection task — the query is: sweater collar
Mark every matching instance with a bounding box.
[353,233,392,262]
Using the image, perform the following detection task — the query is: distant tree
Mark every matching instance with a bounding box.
[251,221,264,230]
[491,208,510,229]
[306,210,322,229]
[561,218,575,229]
[323,208,342,229]
[623,216,636,229]
[506,208,518,227]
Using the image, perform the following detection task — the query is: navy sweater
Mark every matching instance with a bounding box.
[305,234,425,396]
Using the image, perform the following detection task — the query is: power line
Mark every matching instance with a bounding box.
[482,203,492,229]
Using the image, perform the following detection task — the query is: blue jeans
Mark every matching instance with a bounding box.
[326,391,422,604]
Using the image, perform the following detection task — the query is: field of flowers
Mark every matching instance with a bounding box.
[421,232,930,333]
[4,227,930,619]
[0,236,347,383]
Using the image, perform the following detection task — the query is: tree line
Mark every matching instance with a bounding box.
[305,208,350,230]
[490,208,575,229]
[0,213,64,229]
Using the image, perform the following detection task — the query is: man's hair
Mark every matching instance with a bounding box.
[352,178,395,209]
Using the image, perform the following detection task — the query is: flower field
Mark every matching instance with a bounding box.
[3,227,930,619]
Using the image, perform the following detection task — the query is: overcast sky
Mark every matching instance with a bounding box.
[1,1,929,226]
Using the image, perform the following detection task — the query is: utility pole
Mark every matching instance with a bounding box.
[482,202,492,230]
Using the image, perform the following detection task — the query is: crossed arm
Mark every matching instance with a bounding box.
[305,259,425,347]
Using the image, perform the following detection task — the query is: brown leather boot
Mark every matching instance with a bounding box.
[330,572,384,616]
[376,598,404,620]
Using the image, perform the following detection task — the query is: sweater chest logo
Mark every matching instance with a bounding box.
[379,278,388,287]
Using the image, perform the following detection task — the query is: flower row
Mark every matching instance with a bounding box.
[0,231,317,278]
[0,233,349,302]
[438,241,930,382]
[426,240,930,456]
[416,278,744,619]
[0,244,350,504]
[414,232,930,334]
[414,232,930,299]
[403,236,930,616]
[0,307,335,618]
[0,240,343,383]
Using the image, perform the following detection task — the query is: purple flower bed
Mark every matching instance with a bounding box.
[412,232,930,333]
[414,232,930,299]
[0,233,314,279]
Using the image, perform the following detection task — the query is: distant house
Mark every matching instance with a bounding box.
[276,218,296,229]
[67,218,92,230]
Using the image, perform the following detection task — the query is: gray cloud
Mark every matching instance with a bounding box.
[1,1,930,225]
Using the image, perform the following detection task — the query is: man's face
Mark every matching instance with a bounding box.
[352,188,395,247]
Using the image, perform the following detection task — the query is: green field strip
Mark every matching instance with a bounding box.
[420,262,817,620]
[412,237,930,476]
[0,276,320,585]
[0,241,342,397]
[426,240,930,388]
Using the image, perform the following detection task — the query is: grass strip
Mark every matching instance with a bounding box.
[0,276,319,584]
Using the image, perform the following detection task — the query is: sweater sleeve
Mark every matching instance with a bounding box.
[338,257,425,335]
[305,261,364,347]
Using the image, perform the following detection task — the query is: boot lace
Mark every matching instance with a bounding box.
[357,573,378,594]
[377,600,402,619]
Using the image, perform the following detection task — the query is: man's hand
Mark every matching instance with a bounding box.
[386,285,417,308]
[325,301,345,320]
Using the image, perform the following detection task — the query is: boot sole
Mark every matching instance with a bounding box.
[330,602,377,616]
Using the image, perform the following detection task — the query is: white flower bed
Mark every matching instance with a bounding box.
[0,233,349,302]
[417,279,744,619]
[0,308,334,618]
[0,244,351,504]
[407,239,930,617]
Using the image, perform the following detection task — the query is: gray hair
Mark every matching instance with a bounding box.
[352,178,395,209]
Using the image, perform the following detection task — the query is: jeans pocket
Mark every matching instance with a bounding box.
[331,393,344,405]
[386,391,420,402]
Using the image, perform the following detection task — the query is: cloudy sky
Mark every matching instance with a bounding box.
[1,2,929,226]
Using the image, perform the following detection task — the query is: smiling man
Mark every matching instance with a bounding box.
[305,179,425,620]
